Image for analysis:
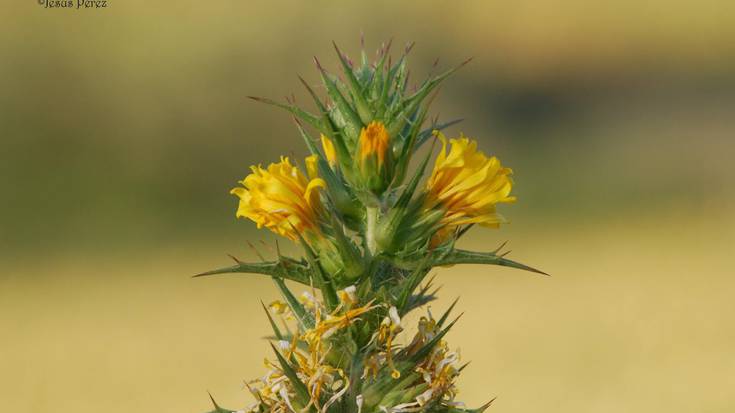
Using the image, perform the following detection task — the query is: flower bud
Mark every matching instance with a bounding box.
[356,121,391,194]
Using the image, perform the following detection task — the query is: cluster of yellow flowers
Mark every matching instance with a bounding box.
[231,122,513,249]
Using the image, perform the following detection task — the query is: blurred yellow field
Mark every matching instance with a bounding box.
[2,206,733,412]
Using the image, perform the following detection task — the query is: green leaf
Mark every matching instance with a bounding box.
[396,255,432,314]
[205,393,235,413]
[273,277,315,330]
[248,96,322,131]
[432,249,548,275]
[408,314,462,363]
[269,342,312,407]
[444,398,497,413]
[261,300,284,341]
[390,95,438,188]
[293,231,340,311]
[295,77,352,169]
[387,58,471,139]
[333,41,372,123]
[416,118,464,149]
[293,121,357,212]
[315,58,364,144]
[393,136,436,211]
[194,259,311,285]
[436,297,460,329]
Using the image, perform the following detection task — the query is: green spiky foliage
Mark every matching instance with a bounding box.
[198,39,545,413]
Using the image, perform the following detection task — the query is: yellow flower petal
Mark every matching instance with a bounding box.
[320,134,337,166]
[425,132,515,245]
[231,156,325,240]
[358,121,389,167]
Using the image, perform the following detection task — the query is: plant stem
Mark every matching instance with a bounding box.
[365,206,379,255]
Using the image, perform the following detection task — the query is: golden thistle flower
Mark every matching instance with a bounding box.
[231,155,326,241]
[425,132,516,243]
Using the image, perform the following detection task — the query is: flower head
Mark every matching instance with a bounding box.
[425,132,515,242]
[356,121,391,193]
[231,155,326,241]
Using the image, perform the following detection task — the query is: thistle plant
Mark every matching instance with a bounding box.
[198,39,545,413]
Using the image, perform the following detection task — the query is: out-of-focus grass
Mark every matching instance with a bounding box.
[1,0,734,253]
[1,206,733,412]
[1,1,735,412]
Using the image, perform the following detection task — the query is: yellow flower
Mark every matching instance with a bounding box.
[425,132,515,241]
[358,121,390,167]
[231,155,326,241]
[320,134,337,166]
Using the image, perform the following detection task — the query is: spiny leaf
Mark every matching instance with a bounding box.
[416,118,464,149]
[408,313,462,363]
[269,342,312,407]
[388,58,471,138]
[315,57,363,144]
[390,90,440,187]
[441,398,496,413]
[273,277,315,330]
[467,398,497,413]
[393,136,436,211]
[248,96,322,131]
[368,41,391,103]
[436,297,460,329]
[396,255,432,314]
[293,118,351,186]
[297,75,329,117]
[432,249,548,275]
[293,230,340,311]
[294,79,352,166]
[194,259,311,285]
[206,392,235,413]
[333,41,372,123]
[261,300,284,341]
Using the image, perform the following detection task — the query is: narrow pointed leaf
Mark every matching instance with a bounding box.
[397,255,432,314]
[416,118,464,148]
[316,59,363,143]
[433,249,548,275]
[248,96,322,131]
[294,231,340,311]
[392,136,436,211]
[409,314,462,363]
[436,297,460,329]
[333,41,372,123]
[206,393,235,413]
[194,260,310,285]
[261,300,284,341]
[273,277,315,329]
[269,342,312,406]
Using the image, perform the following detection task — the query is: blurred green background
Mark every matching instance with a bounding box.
[1,1,734,412]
